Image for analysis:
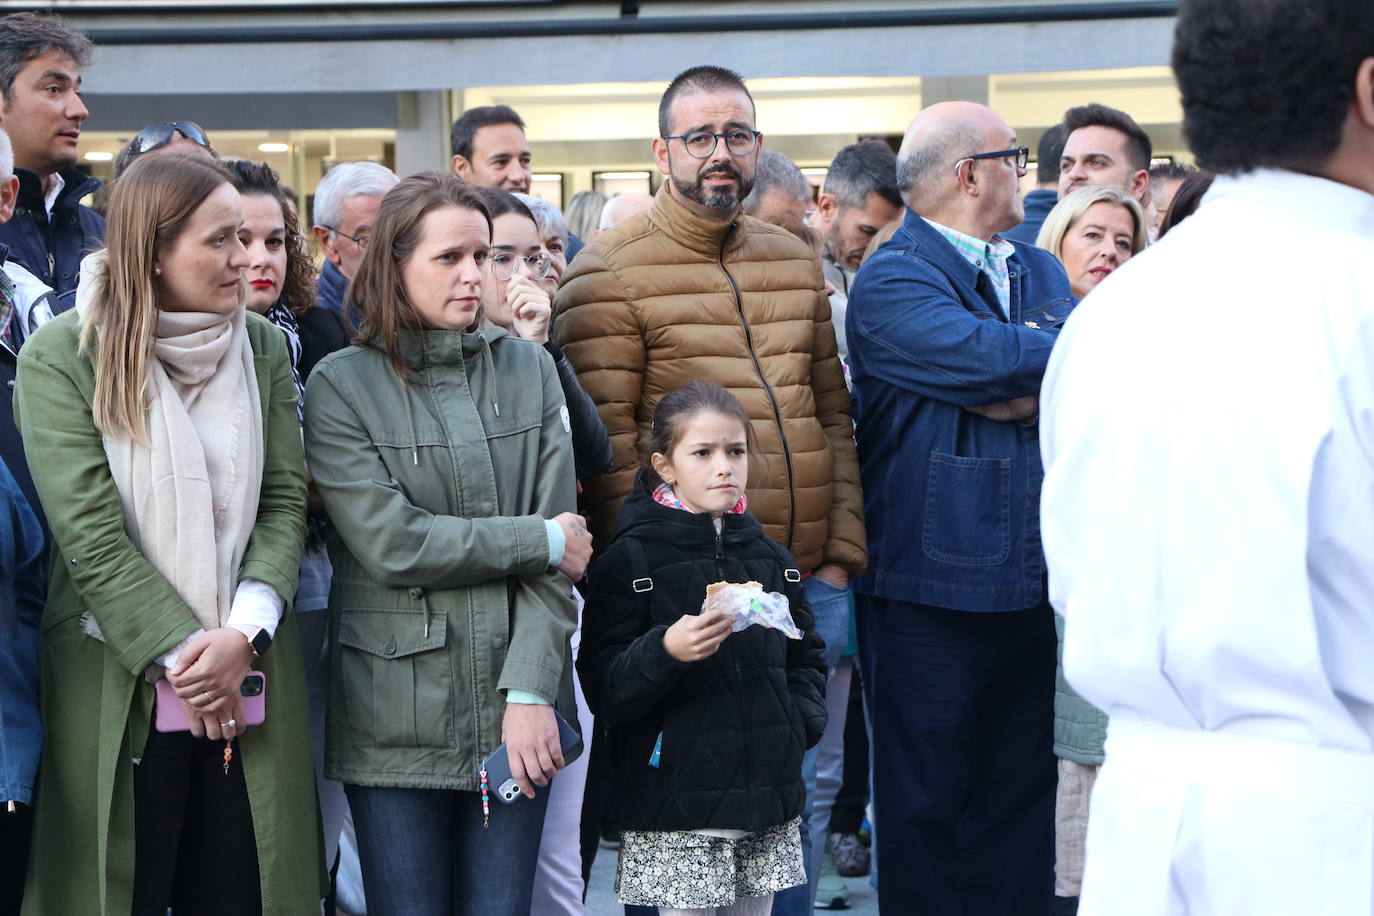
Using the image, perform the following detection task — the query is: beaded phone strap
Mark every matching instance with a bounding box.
[223,740,233,775]
[479,768,490,827]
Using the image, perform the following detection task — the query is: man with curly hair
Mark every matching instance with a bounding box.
[1041,1,1374,913]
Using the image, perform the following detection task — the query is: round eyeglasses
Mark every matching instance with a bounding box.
[490,251,552,282]
[661,129,762,159]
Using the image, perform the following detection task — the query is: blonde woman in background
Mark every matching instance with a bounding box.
[1034,183,1146,908]
[1036,185,1148,301]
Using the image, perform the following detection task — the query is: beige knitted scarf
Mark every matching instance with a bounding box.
[100,306,264,633]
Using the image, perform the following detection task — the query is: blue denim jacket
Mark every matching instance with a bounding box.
[846,209,1073,612]
[0,459,43,804]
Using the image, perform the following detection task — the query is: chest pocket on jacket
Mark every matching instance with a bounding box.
[922,450,1012,567]
[369,426,453,514]
[483,407,543,495]
[336,607,451,750]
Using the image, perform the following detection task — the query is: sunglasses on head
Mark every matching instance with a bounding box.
[132,121,212,155]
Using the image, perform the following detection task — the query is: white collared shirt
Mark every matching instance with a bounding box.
[42,171,64,219]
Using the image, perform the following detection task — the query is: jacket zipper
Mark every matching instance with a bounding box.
[719,223,797,551]
[715,528,725,579]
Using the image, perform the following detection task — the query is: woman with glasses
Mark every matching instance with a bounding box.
[13,154,321,914]
[473,187,613,915]
[475,188,612,485]
[303,173,591,916]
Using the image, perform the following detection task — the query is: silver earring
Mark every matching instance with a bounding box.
[154,266,162,276]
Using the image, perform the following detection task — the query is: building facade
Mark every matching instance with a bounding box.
[25,0,1182,212]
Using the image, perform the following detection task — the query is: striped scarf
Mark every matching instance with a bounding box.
[264,301,305,422]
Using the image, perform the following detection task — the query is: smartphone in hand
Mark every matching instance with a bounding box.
[154,672,266,733]
[480,711,583,803]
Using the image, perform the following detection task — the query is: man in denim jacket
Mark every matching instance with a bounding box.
[846,101,1073,914]
[0,458,43,916]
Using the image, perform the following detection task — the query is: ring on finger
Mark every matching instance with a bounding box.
[203,691,215,704]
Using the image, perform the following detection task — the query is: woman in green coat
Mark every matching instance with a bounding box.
[13,154,322,915]
[302,172,589,916]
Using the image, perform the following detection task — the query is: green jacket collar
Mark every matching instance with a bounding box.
[392,318,509,373]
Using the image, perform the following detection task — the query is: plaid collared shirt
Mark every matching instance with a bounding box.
[923,218,1016,318]
[0,268,16,354]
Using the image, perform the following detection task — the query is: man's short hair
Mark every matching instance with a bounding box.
[742,149,811,216]
[450,105,526,160]
[1148,161,1195,185]
[896,118,983,205]
[0,11,93,103]
[312,161,399,230]
[822,140,901,211]
[1062,103,1153,173]
[0,127,13,181]
[1035,124,1067,186]
[658,65,755,138]
[1173,0,1373,175]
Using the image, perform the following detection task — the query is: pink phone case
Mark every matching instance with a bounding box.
[154,673,267,733]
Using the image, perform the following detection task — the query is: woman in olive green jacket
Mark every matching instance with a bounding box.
[303,173,587,916]
[13,155,322,915]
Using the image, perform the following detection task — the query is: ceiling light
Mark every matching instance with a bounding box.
[258,142,290,153]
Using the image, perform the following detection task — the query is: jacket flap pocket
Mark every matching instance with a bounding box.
[484,407,541,439]
[337,609,447,658]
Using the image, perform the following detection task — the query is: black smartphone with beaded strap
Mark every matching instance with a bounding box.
[479,711,583,803]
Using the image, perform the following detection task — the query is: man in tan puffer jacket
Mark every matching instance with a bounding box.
[554,65,866,585]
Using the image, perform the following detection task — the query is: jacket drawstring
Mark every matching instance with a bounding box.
[478,331,501,417]
[394,371,420,466]
[409,587,432,639]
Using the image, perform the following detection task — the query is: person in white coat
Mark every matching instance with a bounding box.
[1040,1,1374,914]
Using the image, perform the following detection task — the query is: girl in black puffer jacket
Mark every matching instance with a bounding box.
[578,381,827,916]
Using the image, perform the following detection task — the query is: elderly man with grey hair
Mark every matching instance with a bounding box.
[846,101,1072,915]
[742,147,814,228]
[311,160,399,325]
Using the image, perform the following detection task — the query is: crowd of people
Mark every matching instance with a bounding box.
[2,1,1373,914]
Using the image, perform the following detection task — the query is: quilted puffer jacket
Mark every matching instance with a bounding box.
[578,479,827,832]
[554,186,866,577]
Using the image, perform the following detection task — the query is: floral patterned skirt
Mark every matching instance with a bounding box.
[615,817,806,908]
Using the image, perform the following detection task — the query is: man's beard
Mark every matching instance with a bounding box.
[673,162,752,210]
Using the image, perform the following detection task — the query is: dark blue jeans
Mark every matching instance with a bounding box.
[346,783,549,916]
[857,595,1056,915]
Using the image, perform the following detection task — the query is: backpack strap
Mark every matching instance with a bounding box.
[624,536,654,594]
[760,536,802,584]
